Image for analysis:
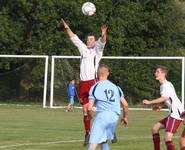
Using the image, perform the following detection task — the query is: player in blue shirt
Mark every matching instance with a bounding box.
[87,64,128,150]
[66,79,75,112]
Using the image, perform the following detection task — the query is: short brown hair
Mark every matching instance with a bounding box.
[156,65,168,75]
[98,64,110,72]
[87,32,97,40]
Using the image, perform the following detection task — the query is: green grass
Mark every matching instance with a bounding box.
[0,105,184,150]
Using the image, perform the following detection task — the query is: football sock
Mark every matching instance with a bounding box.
[165,141,175,150]
[153,133,160,150]
[181,147,185,150]
[101,143,110,150]
[84,115,90,134]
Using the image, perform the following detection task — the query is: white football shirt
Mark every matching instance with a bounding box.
[160,80,183,120]
[70,35,106,81]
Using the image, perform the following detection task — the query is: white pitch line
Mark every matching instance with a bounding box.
[0,136,181,149]
[0,139,83,149]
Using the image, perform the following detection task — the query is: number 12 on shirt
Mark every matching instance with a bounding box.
[104,89,115,102]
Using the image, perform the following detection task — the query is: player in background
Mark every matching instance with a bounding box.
[66,79,75,112]
[87,64,128,150]
[61,18,108,146]
[143,65,183,150]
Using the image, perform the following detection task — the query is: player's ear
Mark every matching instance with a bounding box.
[107,71,110,76]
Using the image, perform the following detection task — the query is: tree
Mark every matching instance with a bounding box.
[0,0,185,103]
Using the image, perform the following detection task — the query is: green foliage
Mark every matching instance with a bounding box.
[0,0,185,103]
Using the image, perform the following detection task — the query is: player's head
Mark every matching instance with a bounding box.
[70,79,75,84]
[155,65,168,81]
[86,33,96,48]
[97,64,110,80]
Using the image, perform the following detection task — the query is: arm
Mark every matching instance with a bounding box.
[120,96,128,127]
[87,99,95,119]
[61,18,87,55]
[60,18,75,38]
[100,25,108,43]
[143,96,168,105]
[95,26,107,52]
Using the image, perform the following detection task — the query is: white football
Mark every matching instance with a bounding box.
[81,2,96,16]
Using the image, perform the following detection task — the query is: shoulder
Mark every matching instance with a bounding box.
[162,80,173,88]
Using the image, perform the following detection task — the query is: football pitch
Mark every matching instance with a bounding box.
[0,105,184,150]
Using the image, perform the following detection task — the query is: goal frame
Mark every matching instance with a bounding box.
[0,55,49,108]
[50,56,185,109]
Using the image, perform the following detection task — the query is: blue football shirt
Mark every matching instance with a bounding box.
[89,80,124,115]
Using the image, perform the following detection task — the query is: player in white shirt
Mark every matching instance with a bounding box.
[61,18,107,146]
[143,65,183,150]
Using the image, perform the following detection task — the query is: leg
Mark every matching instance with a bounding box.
[111,132,117,143]
[180,137,185,150]
[165,116,182,150]
[179,128,185,150]
[78,80,95,146]
[83,103,91,146]
[165,132,175,150]
[152,122,164,150]
[101,142,110,150]
[88,144,97,150]
[65,103,70,112]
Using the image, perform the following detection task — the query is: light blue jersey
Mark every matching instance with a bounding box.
[89,80,124,115]
[88,80,124,144]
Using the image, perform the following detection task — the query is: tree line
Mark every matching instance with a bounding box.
[0,0,185,104]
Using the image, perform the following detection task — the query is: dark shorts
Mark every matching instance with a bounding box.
[159,116,182,134]
[78,79,95,105]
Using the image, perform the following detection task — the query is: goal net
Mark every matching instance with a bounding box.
[50,56,185,109]
[0,55,48,108]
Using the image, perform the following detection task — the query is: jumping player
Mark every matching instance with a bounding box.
[143,65,183,150]
[61,18,107,146]
[87,64,128,150]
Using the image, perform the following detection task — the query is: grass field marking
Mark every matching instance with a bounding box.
[0,136,180,149]
[0,139,83,149]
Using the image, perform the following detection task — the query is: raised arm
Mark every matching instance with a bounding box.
[120,96,128,127]
[100,25,108,43]
[60,18,75,38]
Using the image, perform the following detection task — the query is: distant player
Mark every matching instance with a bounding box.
[143,65,183,150]
[87,64,128,150]
[66,79,75,112]
[61,18,108,146]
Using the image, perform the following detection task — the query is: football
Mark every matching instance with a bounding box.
[81,2,96,16]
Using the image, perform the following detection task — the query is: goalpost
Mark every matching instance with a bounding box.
[50,56,185,109]
[0,55,49,108]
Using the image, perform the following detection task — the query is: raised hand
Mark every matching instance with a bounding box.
[100,25,107,43]
[101,25,108,36]
[60,18,69,29]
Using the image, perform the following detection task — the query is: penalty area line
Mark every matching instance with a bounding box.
[0,139,83,149]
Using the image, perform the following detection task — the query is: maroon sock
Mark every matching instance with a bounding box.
[165,141,175,150]
[181,147,185,150]
[153,133,160,150]
[83,115,90,134]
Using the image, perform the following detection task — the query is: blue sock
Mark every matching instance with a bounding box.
[88,147,94,150]
[101,143,110,150]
